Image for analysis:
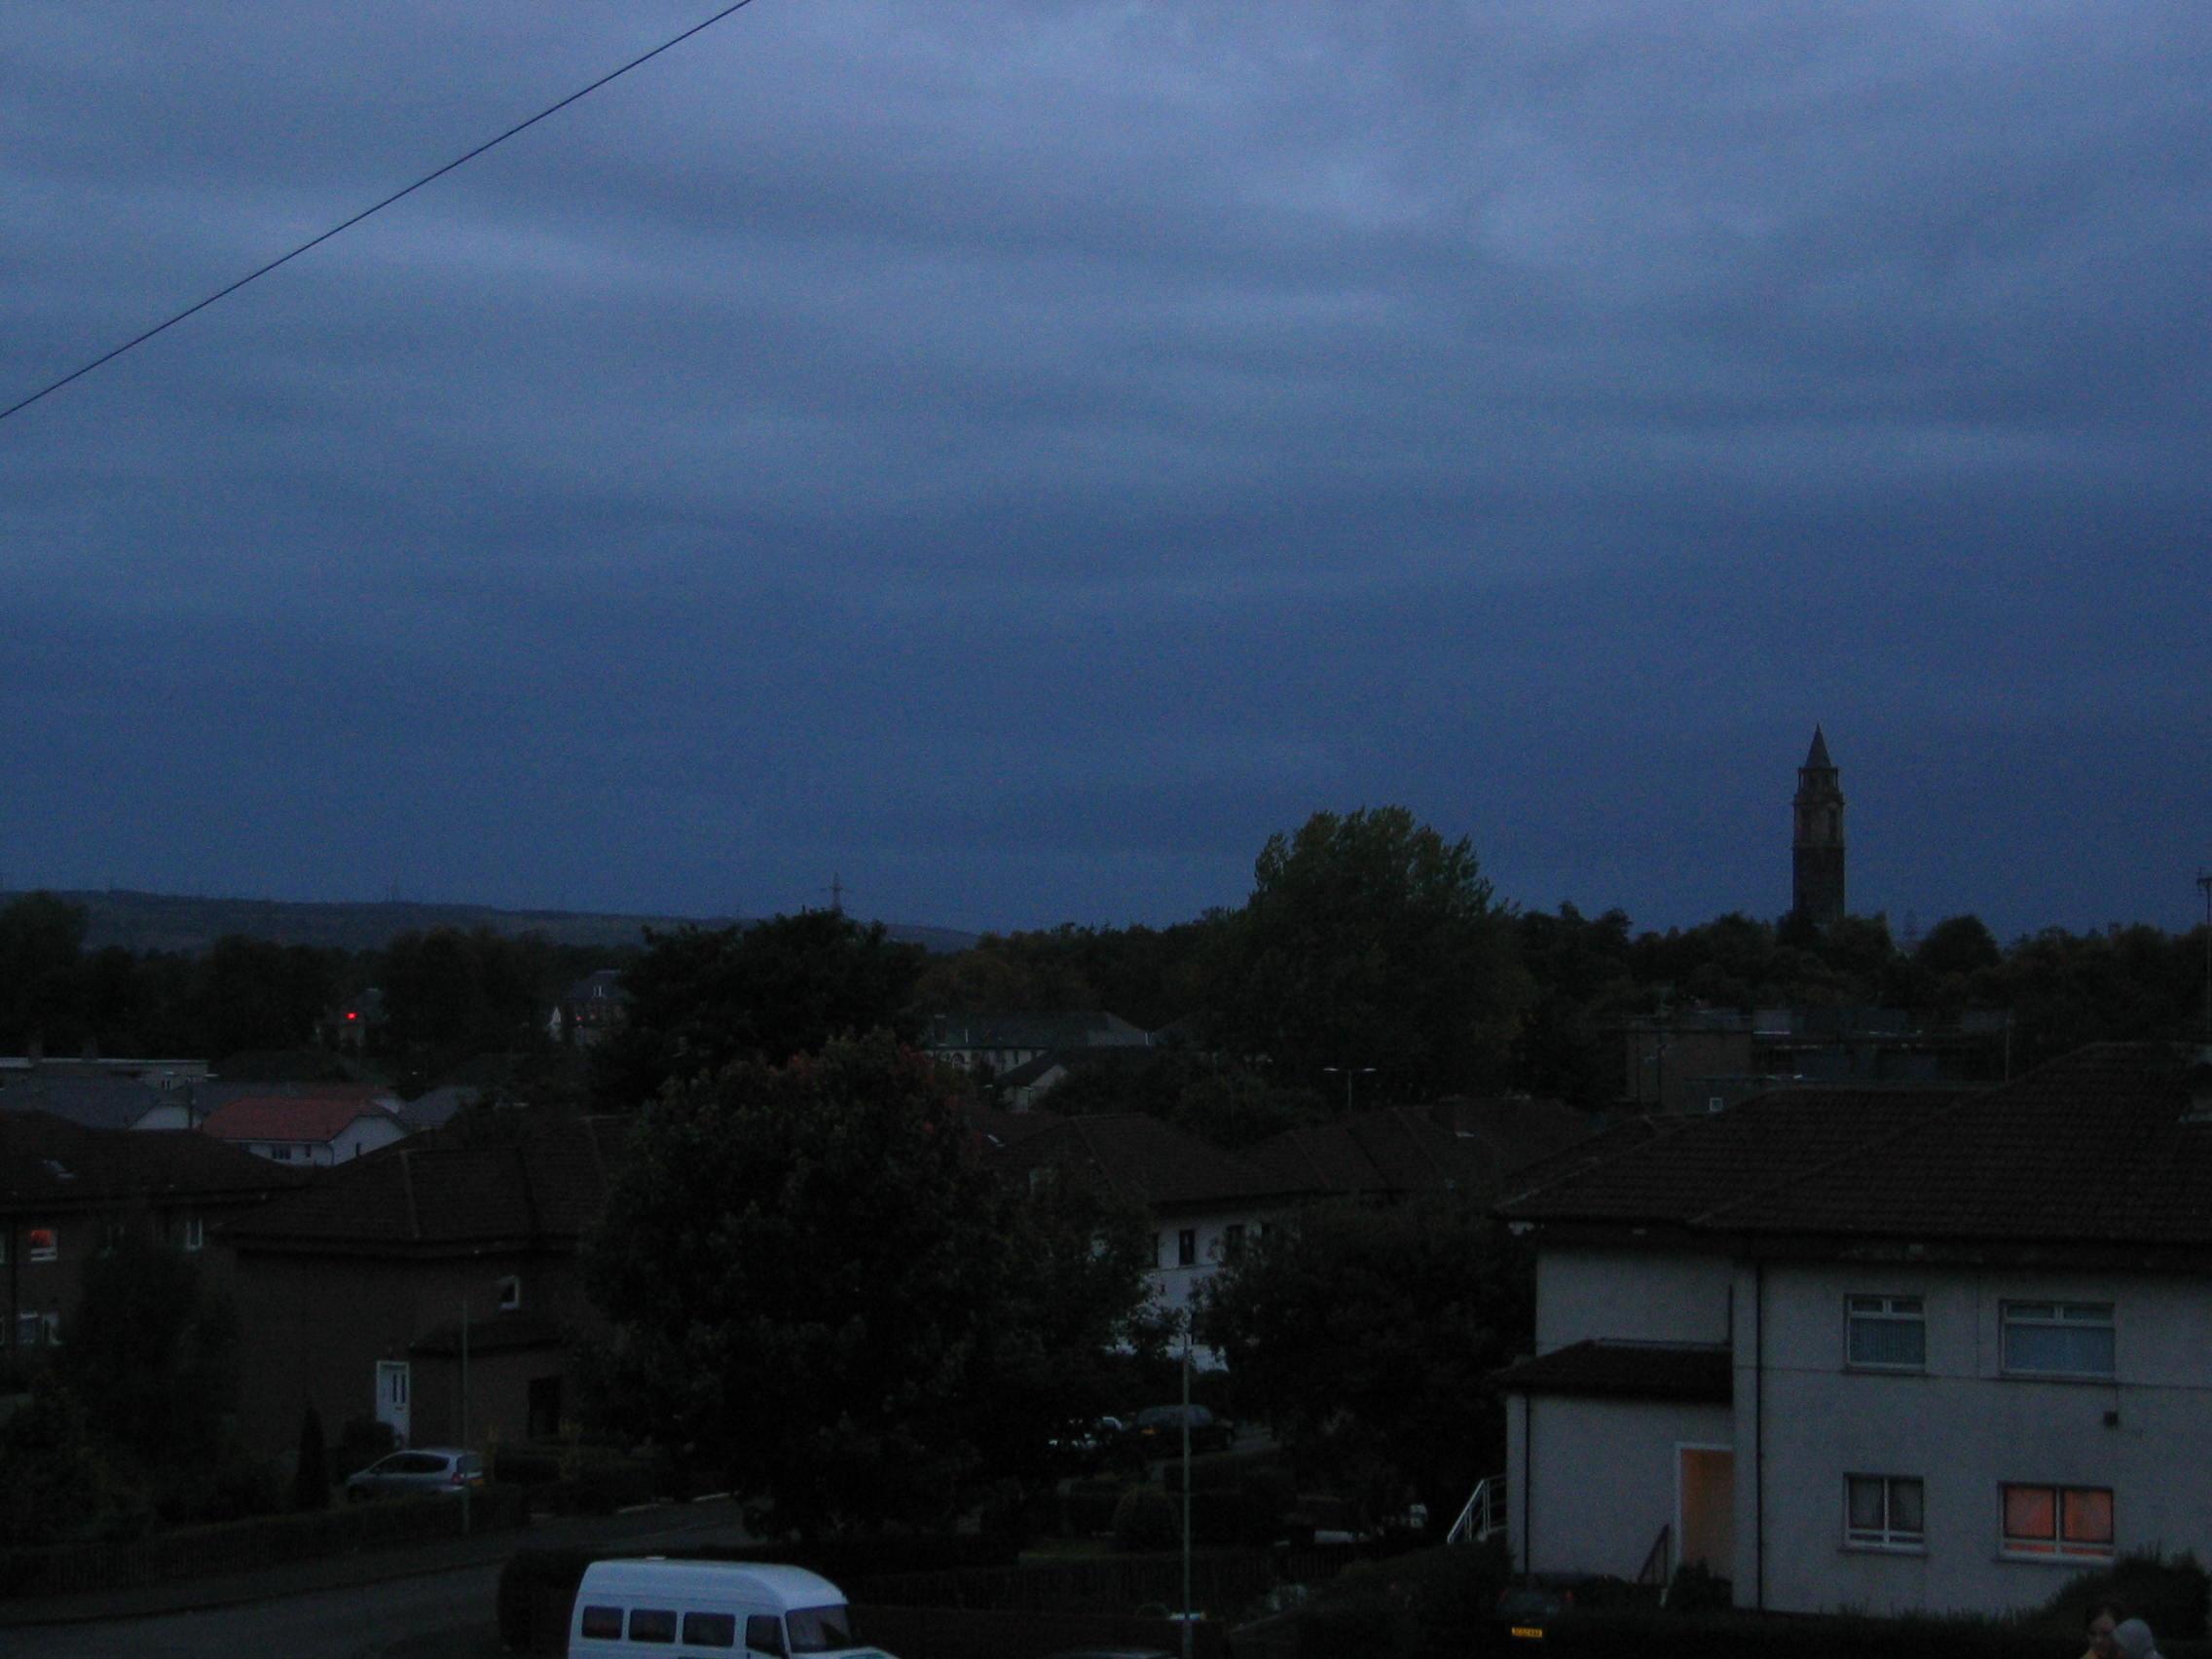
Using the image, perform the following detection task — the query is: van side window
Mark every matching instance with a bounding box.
[629,1608,679,1642]
[684,1611,737,1647]
[580,1605,624,1640]
[747,1613,789,1656]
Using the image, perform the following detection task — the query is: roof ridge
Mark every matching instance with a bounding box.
[1685,1087,1989,1230]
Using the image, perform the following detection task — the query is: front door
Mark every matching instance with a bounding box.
[376,1360,412,1447]
[1677,1446,1734,1574]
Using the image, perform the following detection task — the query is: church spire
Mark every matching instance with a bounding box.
[1792,727,1846,927]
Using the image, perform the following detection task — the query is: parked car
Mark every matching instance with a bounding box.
[1046,1415,1128,1472]
[1131,1403,1234,1456]
[344,1447,487,1501]
[1490,1584,1576,1649]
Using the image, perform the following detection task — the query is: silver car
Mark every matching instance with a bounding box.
[344,1447,487,1501]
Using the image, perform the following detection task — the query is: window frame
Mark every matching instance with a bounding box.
[2001,1301,2115,1380]
[1844,1473,1926,1552]
[2001,1482,2115,1561]
[1845,1294,1927,1372]
[26,1226,56,1264]
[1176,1229,1198,1268]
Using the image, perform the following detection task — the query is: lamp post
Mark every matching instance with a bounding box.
[1320,1065,1377,1113]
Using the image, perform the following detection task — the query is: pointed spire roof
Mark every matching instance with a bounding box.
[1803,725,1833,770]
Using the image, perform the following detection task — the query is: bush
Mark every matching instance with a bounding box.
[1113,1485,1182,1554]
[334,1417,396,1483]
[2040,1550,2211,1641]
[1665,1560,1731,1612]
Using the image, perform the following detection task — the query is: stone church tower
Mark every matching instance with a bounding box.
[1791,726,1846,927]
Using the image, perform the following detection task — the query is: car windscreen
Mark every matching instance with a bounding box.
[785,1604,856,1652]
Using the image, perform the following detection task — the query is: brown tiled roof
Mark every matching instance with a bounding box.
[1498,1087,1968,1228]
[1502,1046,2212,1250]
[1494,1340,1732,1403]
[984,1114,1291,1207]
[221,1116,625,1252]
[0,1111,306,1209]
[1247,1107,1482,1198]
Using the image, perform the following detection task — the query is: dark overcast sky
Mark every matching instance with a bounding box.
[3,1,2207,941]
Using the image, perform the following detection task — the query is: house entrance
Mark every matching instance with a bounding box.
[376,1360,412,1447]
[1677,1446,1734,1575]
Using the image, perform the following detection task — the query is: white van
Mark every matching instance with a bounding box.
[569,1558,896,1659]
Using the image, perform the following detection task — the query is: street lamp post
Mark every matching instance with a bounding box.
[1320,1065,1377,1113]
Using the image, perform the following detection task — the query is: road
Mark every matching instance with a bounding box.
[0,1499,756,1659]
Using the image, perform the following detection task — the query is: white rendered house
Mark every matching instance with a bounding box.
[1495,1044,2212,1617]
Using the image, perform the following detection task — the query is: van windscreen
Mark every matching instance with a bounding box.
[787,1604,855,1653]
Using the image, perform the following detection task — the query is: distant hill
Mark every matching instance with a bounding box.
[5,889,978,957]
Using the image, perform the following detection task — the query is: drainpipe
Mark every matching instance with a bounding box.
[1753,1259,1766,1611]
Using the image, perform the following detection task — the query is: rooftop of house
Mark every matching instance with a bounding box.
[922,1012,1152,1051]
[1493,1339,1733,1403]
[982,1112,1291,1208]
[1247,1098,1594,1200]
[1500,1044,2212,1251]
[0,1074,167,1131]
[0,1110,309,1209]
[220,1115,626,1251]
[200,1094,404,1145]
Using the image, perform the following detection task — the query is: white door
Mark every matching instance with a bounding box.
[376,1360,412,1446]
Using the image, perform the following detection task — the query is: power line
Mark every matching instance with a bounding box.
[0,0,762,427]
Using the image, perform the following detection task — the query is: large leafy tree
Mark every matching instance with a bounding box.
[1195,1192,1531,1536]
[592,911,926,1107]
[58,1228,242,1518]
[581,1032,1153,1536]
[1196,808,1530,1101]
[0,891,89,1052]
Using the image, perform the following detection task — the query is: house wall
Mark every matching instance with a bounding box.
[228,1247,602,1461]
[1535,1245,1732,1351]
[1148,1204,1279,1368]
[1735,1259,2212,1617]
[1510,1390,1730,1582]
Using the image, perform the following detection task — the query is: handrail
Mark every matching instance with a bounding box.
[1446,1475,1507,1545]
[1636,1523,1672,1587]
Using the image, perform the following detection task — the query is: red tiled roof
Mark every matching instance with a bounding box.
[201,1096,399,1144]
[221,1116,624,1251]
[1494,1340,1732,1403]
[1501,1045,2212,1250]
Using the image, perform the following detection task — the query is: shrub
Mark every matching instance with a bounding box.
[2039,1550,2211,1641]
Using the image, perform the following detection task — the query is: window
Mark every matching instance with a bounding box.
[1223,1223,1245,1256]
[578,1605,624,1640]
[1177,1229,1198,1268]
[1846,1474,1925,1549]
[684,1610,737,1647]
[498,1274,522,1312]
[2003,1303,2115,1378]
[2003,1483,2114,1560]
[1847,1295,1926,1370]
[181,1214,203,1252]
[628,1606,679,1642]
[26,1227,56,1263]
[747,1614,789,1655]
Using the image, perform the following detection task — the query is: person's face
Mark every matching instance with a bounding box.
[2087,1612,2120,1659]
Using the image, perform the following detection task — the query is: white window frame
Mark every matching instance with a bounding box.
[181,1213,204,1252]
[26,1226,56,1264]
[2001,1302,2115,1380]
[1176,1229,1198,1268]
[1845,1295,1926,1371]
[2001,1482,2115,1561]
[498,1274,522,1312]
[1845,1473,1926,1551]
